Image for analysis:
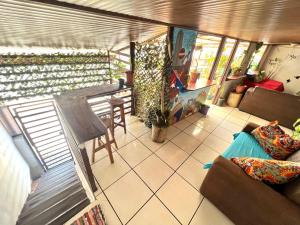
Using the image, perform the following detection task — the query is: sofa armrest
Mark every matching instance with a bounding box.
[241,122,259,134]
[200,156,300,225]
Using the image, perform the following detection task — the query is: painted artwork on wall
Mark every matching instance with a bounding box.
[168,27,211,124]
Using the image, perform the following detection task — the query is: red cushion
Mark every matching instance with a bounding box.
[244,79,284,92]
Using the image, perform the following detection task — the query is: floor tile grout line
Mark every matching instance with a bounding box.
[92,108,244,224]
[93,175,125,225]
[93,132,170,193]
[98,134,191,224]
[112,150,184,225]
[125,194,183,225]
[188,196,205,225]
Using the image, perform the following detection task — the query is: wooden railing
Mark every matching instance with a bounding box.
[8,87,133,170]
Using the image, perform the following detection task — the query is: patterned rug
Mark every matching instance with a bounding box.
[70,205,106,225]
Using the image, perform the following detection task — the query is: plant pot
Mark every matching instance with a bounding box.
[118,78,125,89]
[151,125,168,143]
[188,71,200,88]
[199,104,210,115]
[216,98,225,106]
[125,71,133,86]
[236,85,247,94]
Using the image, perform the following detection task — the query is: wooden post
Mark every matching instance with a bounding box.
[107,50,112,84]
[240,42,257,74]
[208,37,226,81]
[212,40,239,104]
[258,45,274,70]
[130,42,135,74]
[130,42,136,115]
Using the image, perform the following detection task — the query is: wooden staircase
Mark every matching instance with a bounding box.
[17,161,90,225]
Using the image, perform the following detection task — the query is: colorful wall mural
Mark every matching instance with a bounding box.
[168,27,211,124]
[133,27,213,126]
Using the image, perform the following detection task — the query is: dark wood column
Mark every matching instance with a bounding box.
[130,41,136,115]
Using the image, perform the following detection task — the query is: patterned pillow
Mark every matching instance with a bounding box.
[252,121,300,159]
[231,157,300,184]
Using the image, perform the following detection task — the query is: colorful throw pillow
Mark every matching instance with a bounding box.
[204,132,272,169]
[252,121,300,159]
[231,157,300,184]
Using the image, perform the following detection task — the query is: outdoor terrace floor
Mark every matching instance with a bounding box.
[66,105,293,225]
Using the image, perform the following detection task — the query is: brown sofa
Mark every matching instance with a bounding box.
[238,87,300,129]
[200,123,300,225]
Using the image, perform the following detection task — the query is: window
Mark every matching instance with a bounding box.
[190,35,222,79]
[230,41,250,74]
[214,38,237,80]
[206,38,237,102]
[247,45,267,74]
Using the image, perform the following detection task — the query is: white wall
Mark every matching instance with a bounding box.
[263,45,300,95]
[0,123,31,225]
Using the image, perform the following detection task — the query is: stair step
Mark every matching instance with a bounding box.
[33,171,77,195]
[18,189,88,225]
[21,181,82,218]
[36,167,75,189]
[27,175,79,206]
[47,197,90,225]
[17,160,88,225]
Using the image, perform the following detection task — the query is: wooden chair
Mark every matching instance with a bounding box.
[91,116,117,163]
[109,97,127,136]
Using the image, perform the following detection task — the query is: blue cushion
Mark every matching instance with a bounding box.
[204,132,272,169]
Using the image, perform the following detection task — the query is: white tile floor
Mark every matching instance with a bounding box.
[68,105,293,225]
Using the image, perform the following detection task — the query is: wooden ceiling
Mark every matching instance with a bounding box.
[58,0,300,44]
[1,0,300,50]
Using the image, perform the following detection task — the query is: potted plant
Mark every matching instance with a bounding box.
[118,78,125,89]
[151,109,170,143]
[232,66,242,76]
[199,103,210,115]
[125,70,133,86]
[293,118,300,140]
[112,60,127,88]
[188,45,202,87]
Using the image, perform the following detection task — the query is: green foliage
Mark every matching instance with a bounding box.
[255,42,264,51]
[0,52,111,101]
[293,118,300,140]
[134,36,167,125]
[152,109,170,128]
[0,52,107,65]
[111,60,127,79]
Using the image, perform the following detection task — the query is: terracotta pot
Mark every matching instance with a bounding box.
[189,71,200,88]
[125,71,133,86]
[151,125,168,143]
[236,85,247,93]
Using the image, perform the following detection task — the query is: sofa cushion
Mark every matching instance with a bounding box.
[238,87,300,129]
[200,156,300,225]
[252,121,300,159]
[283,178,300,206]
[204,132,271,169]
[231,157,300,184]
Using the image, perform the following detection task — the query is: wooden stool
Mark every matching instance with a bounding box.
[109,97,126,136]
[91,117,117,163]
